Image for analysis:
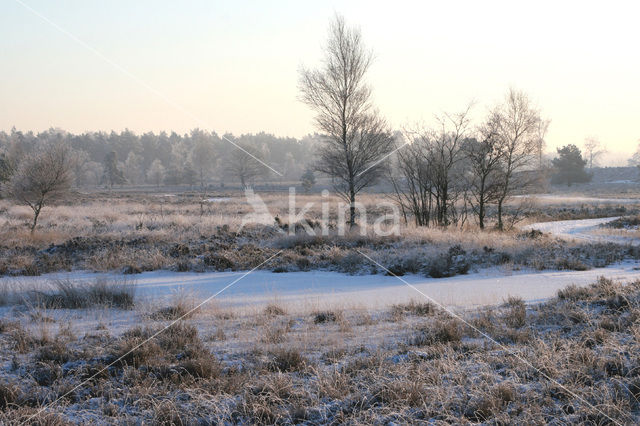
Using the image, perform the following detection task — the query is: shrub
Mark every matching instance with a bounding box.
[267,348,306,372]
[37,341,72,364]
[178,355,220,379]
[503,297,527,328]
[0,380,21,410]
[558,284,591,301]
[264,304,286,316]
[313,310,342,324]
[410,319,462,346]
[203,254,234,270]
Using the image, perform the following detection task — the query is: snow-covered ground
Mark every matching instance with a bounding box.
[523,216,640,245]
[524,216,619,242]
[4,215,639,316]
[4,261,640,313]
[514,194,640,204]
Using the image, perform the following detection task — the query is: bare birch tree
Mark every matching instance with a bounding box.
[494,89,540,230]
[583,137,606,169]
[463,112,504,229]
[4,143,74,233]
[299,15,395,226]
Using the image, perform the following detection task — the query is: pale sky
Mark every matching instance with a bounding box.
[1,0,638,161]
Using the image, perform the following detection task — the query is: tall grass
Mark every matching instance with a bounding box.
[26,278,135,309]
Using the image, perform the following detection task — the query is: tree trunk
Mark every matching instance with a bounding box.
[349,184,356,228]
[30,205,41,234]
[478,176,486,230]
[497,200,504,231]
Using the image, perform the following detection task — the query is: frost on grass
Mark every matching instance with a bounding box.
[1,278,640,424]
[1,194,639,278]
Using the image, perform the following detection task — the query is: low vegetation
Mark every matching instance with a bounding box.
[1,193,639,279]
[1,278,639,423]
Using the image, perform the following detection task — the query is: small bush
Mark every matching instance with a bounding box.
[0,380,21,410]
[37,341,72,364]
[556,257,589,271]
[264,304,286,316]
[385,263,406,276]
[503,297,527,328]
[558,284,591,301]
[313,310,342,324]
[114,334,162,368]
[178,355,220,379]
[203,254,234,270]
[267,348,306,372]
[410,319,462,346]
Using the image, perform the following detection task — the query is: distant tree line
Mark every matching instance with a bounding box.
[0,128,320,189]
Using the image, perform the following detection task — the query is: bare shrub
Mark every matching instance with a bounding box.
[503,296,527,328]
[0,380,22,410]
[36,341,73,364]
[152,400,190,426]
[0,407,67,425]
[263,304,286,317]
[267,348,307,372]
[178,354,220,379]
[113,332,163,368]
[113,322,207,369]
[313,310,343,324]
[410,319,462,346]
[557,284,591,301]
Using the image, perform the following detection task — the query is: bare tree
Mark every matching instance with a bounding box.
[629,139,640,167]
[463,112,504,229]
[535,118,551,169]
[494,89,540,230]
[225,144,267,188]
[299,15,395,226]
[424,110,471,226]
[583,137,606,169]
[388,137,431,226]
[3,143,74,233]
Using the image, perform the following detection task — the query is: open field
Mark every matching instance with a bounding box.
[1,190,640,278]
[0,189,640,423]
[1,276,640,424]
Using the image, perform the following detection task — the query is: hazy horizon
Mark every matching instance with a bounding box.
[1,0,638,159]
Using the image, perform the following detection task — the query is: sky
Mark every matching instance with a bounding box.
[1,0,638,163]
